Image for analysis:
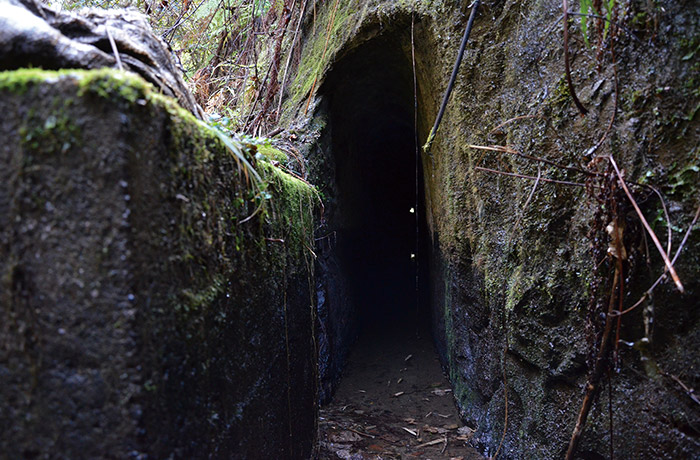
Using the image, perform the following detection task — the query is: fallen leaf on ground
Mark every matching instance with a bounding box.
[456,425,475,442]
[457,426,475,436]
[431,388,452,396]
[415,438,445,448]
[424,426,448,434]
[444,423,459,430]
[329,431,362,443]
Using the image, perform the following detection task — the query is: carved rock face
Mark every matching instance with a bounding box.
[0,0,203,118]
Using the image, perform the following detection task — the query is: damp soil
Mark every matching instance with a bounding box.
[318,321,484,460]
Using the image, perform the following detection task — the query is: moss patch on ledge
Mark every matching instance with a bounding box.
[0,67,319,458]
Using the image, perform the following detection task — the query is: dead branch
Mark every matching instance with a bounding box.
[665,373,700,407]
[612,203,700,317]
[586,36,618,156]
[562,0,588,115]
[469,144,597,177]
[475,166,588,187]
[566,264,620,460]
[348,427,375,439]
[489,114,541,134]
[508,164,541,245]
[609,157,684,292]
[414,437,444,448]
[276,0,309,120]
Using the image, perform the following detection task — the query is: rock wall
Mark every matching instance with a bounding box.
[289,0,699,457]
[0,69,318,458]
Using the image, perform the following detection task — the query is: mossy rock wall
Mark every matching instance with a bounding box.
[0,70,318,458]
[291,0,699,457]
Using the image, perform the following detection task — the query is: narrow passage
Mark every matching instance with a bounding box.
[318,321,483,459]
[318,27,484,460]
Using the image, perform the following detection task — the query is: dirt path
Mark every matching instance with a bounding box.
[318,322,484,460]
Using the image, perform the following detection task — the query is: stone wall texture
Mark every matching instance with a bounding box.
[294,0,699,458]
[0,70,318,459]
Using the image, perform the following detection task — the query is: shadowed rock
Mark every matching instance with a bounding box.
[0,0,204,118]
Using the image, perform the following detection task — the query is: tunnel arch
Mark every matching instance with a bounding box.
[321,28,428,328]
[312,21,438,403]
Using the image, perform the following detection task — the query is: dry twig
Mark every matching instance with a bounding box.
[562,0,588,115]
[508,164,541,245]
[469,144,596,177]
[609,157,684,292]
[475,166,588,188]
[489,114,541,134]
[665,373,700,407]
[566,265,621,460]
[612,203,700,317]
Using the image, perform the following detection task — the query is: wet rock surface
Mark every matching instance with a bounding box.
[293,0,700,457]
[0,70,317,458]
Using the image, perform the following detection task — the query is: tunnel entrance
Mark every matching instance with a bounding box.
[322,31,427,332]
[315,26,483,459]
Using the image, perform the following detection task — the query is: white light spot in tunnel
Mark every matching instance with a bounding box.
[409,207,415,213]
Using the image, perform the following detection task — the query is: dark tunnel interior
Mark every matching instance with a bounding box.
[322,33,431,333]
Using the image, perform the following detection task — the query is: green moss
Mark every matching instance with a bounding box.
[547,74,572,113]
[261,163,320,258]
[505,264,525,312]
[176,274,226,315]
[19,106,81,157]
[285,0,366,116]
[0,68,73,95]
[257,145,288,163]
[76,68,148,103]
[667,146,700,200]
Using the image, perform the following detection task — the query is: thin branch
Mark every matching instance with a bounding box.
[609,157,684,292]
[563,0,588,115]
[475,166,588,187]
[105,27,123,71]
[422,0,480,153]
[586,37,618,156]
[612,203,700,317]
[665,373,700,407]
[565,266,620,460]
[489,114,541,134]
[469,144,598,177]
[508,164,541,245]
[276,0,309,120]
